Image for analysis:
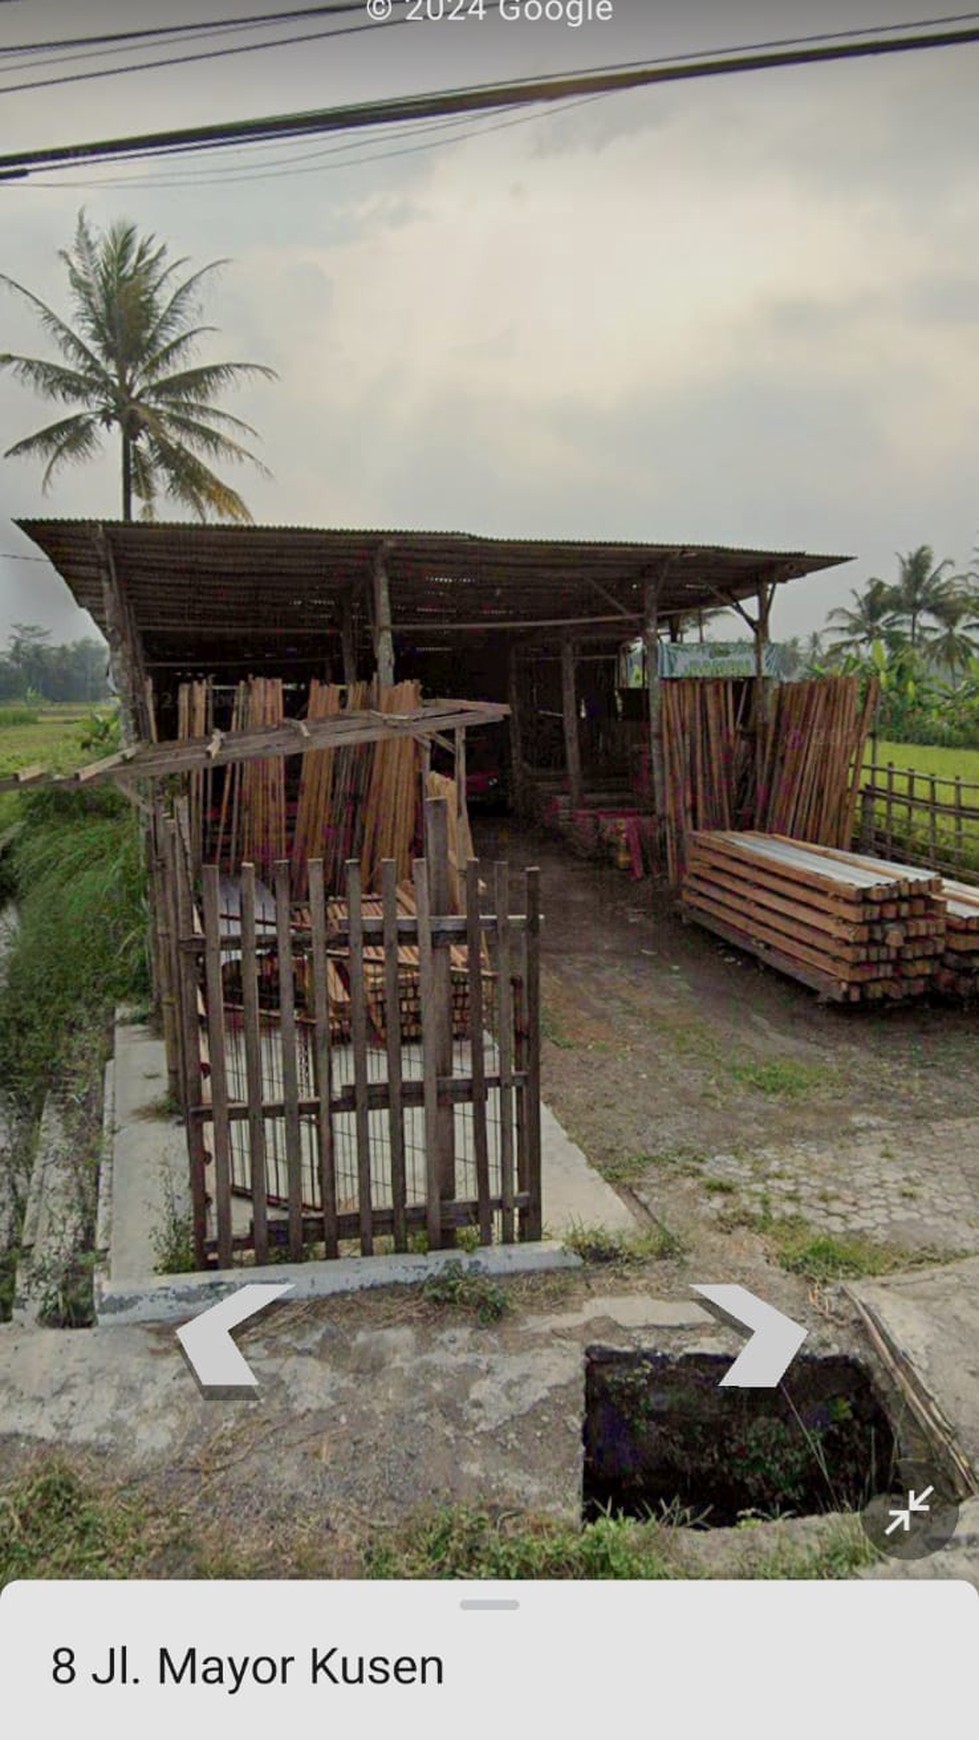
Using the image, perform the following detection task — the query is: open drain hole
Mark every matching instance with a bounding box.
[583,1351,903,1527]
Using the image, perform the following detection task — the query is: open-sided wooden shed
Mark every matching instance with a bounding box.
[17,518,850,845]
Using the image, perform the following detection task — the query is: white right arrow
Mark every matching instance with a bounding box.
[691,1284,808,1386]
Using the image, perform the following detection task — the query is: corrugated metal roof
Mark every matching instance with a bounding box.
[16,519,850,660]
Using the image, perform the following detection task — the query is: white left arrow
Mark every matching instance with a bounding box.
[691,1284,807,1387]
[176,1283,294,1393]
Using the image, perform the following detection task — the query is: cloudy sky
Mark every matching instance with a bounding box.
[0,0,977,647]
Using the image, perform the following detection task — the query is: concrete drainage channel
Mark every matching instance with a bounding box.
[582,1350,910,1528]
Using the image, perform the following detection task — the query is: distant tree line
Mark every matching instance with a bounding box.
[0,623,110,704]
[788,545,979,747]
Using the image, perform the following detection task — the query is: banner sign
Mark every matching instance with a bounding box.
[617,640,786,686]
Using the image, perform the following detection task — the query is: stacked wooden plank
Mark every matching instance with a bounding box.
[933,878,979,998]
[290,882,495,1043]
[682,831,946,1003]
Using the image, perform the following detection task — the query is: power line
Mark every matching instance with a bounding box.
[0,3,365,58]
[2,6,974,89]
[0,11,401,97]
[2,22,978,183]
[34,96,603,193]
[26,8,979,191]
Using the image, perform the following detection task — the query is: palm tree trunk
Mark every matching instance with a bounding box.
[121,430,132,521]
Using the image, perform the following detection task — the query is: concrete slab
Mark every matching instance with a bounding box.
[846,1256,979,1487]
[538,1099,638,1236]
[99,1017,637,1322]
[0,1285,743,1524]
[103,1021,189,1284]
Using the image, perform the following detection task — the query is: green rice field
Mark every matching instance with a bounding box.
[861,740,979,878]
[0,704,107,832]
[866,739,979,787]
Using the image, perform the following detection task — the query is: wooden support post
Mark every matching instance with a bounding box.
[97,529,150,747]
[507,641,526,814]
[167,820,209,1272]
[151,803,180,1100]
[560,634,583,811]
[495,861,515,1244]
[425,795,456,1245]
[643,577,666,862]
[413,856,443,1251]
[340,593,357,688]
[373,542,395,689]
[753,579,773,818]
[522,864,542,1242]
[454,726,467,830]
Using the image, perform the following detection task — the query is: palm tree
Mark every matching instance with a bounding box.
[921,585,979,681]
[826,578,897,655]
[0,211,276,521]
[881,545,959,647]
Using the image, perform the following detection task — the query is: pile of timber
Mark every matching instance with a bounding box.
[291,678,344,898]
[681,832,947,1003]
[758,677,878,846]
[660,675,879,886]
[291,882,494,1043]
[661,679,753,884]
[360,680,423,891]
[933,878,979,997]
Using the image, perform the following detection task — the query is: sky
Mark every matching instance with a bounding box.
[0,0,977,649]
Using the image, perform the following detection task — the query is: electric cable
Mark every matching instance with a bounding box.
[2,22,978,184]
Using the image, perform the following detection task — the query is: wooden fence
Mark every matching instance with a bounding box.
[151,796,542,1269]
[858,762,979,884]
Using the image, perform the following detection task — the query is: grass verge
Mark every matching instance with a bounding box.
[421,1260,509,1324]
[563,1221,687,1265]
[717,1204,959,1281]
[0,788,149,1323]
[0,1458,879,1585]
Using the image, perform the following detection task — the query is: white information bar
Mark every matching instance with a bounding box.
[1,1578,975,1739]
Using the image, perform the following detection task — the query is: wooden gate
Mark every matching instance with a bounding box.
[158,797,541,1268]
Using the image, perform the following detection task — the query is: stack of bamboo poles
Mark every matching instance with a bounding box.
[425,770,475,913]
[757,677,878,848]
[660,675,878,886]
[177,679,211,861]
[661,680,753,884]
[291,680,344,898]
[215,678,288,880]
[320,679,372,890]
[681,832,947,1003]
[934,878,979,997]
[360,680,423,891]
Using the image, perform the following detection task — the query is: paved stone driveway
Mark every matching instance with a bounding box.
[697,1116,979,1254]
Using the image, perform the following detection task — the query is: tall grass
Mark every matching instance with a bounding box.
[0,705,40,729]
[0,788,149,1105]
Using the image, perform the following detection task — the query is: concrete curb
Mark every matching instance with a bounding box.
[95,1240,583,1326]
[92,1053,116,1323]
[10,1111,43,1322]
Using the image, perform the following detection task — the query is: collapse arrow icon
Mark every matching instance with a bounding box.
[691,1284,808,1386]
[885,1486,935,1536]
[176,1283,294,1395]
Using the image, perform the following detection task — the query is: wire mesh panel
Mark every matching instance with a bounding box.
[190,800,541,1263]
